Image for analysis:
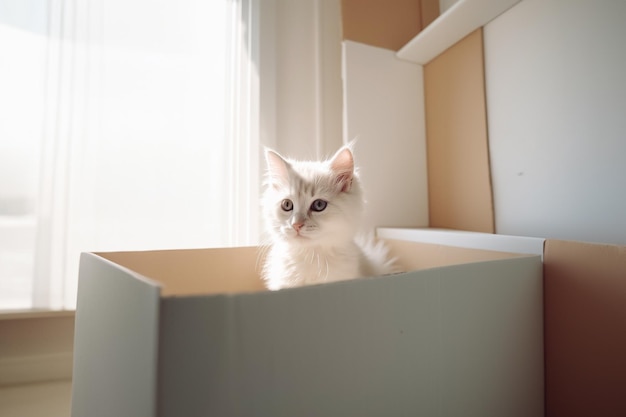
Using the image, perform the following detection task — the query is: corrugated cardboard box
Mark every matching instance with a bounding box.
[544,239,626,417]
[71,231,543,417]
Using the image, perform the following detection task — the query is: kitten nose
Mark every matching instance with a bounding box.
[292,221,304,232]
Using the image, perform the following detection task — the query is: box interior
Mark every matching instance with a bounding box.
[97,239,527,298]
[98,246,265,297]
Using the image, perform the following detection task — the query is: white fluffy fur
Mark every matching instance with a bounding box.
[261,145,395,290]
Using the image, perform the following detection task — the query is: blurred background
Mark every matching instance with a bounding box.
[0,0,261,311]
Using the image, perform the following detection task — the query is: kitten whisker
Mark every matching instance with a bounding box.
[324,257,330,283]
[256,241,272,279]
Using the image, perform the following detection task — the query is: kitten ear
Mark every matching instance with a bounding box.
[265,148,290,188]
[330,146,354,192]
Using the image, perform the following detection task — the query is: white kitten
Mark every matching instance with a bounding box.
[261,144,396,290]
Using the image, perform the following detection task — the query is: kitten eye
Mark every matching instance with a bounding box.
[281,199,293,211]
[310,199,327,212]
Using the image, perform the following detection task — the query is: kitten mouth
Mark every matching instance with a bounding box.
[285,230,311,241]
[281,226,316,242]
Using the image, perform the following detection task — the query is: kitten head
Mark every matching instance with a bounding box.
[262,145,364,248]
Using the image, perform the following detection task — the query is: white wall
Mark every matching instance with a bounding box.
[343,41,429,231]
[260,0,343,160]
[262,4,428,231]
[484,0,626,245]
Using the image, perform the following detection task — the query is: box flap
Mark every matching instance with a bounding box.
[378,227,545,258]
[72,253,161,417]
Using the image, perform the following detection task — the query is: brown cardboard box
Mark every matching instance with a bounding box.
[544,239,626,417]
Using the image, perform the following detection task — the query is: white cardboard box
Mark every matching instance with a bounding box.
[71,231,543,417]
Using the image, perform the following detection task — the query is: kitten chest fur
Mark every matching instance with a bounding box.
[264,241,363,290]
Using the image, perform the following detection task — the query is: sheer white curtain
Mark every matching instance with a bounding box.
[0,0,259,310]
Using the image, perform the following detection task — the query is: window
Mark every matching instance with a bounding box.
[0,0,259,310]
